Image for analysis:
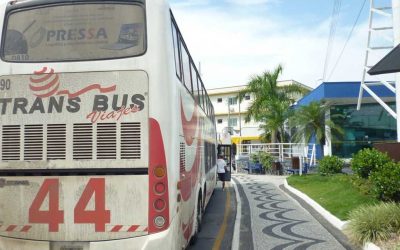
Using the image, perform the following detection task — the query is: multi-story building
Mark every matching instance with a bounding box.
[208,80,312,145]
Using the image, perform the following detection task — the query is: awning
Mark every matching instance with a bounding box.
[231,136,260,144]
[368,44,400,75]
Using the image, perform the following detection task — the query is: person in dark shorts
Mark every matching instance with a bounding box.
[216,155,227,190]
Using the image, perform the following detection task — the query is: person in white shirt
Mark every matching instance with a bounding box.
[216,155,227,190]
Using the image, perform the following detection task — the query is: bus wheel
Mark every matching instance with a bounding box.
[190,194,202,245]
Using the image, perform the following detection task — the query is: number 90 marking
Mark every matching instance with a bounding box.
[0,79,11,90]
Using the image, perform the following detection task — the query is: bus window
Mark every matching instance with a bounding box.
[171,22,182,80]
[191,63,199,102]
[197,77,203,106]
[203,87,208,114]
[198,80,204,110]
[2,3,146,62]
[181,43,193,93]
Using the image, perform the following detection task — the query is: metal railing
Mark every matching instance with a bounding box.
[236,143,317,174]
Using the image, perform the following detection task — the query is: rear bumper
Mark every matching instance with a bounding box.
[0,218,181,250]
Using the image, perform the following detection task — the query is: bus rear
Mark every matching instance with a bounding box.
[0,1,177,249]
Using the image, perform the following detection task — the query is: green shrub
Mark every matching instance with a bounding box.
[370,162,400,202]
[318,155,344,175]
[250,151,273,171]
[258,151,273,171]
[351,176,374,196]
[250,152,260,163]
[351,148,391,179]
[346,203,400,245]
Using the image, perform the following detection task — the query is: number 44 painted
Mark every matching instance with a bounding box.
[29,178,111,232]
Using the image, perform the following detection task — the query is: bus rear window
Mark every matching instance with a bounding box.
[2,3,146,62]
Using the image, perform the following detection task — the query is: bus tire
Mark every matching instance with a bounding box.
[190,193,202,245]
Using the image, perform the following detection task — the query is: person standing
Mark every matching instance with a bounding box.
[216,155,227,190]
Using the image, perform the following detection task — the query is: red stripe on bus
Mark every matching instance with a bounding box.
[180,125,202,202]
[33,67,49,75]
[110,225,123,232]
[29,68,55,83]
[29,74,59,91]
[127,225,139,232]
[6,225,17,232]
[34,82,60,98]
[182,211,194,241]
[57,84,116,99]
[180,97,198,146]
[20,225,32,232]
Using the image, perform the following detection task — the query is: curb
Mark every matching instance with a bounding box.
[283,179,381,250]
[363,242,381,250]
[231,178,241,250]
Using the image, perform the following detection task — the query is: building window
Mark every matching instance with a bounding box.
[228,97,237,105]
[228,118,238,127]
[245,95,251,100]
[217,98,222,103]
[217,119,223,124]
[330,103,397,158]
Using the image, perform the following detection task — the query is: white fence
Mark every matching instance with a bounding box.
[237,143,317,167]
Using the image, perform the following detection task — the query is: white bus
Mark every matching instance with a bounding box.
[0,0,218,249]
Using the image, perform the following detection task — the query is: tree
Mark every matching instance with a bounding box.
[239,64,308,143]
[290,101,343,155]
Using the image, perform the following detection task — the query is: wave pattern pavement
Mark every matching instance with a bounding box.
[235,175,346,250]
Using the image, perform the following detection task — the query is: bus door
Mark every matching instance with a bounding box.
[217,144,232,181]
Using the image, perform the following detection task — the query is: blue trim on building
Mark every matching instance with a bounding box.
[294,82,396,159]
[296,82,395,106]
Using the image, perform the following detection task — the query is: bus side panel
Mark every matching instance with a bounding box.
[146,0,184,248]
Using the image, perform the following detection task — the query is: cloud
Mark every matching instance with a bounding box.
[225,0,277,5]
[171,0,211,8]
[170,1,375,89]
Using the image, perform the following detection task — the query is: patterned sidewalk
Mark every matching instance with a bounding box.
[233,174,351,250]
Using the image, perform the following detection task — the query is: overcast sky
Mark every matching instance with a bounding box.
[169,0,395,89]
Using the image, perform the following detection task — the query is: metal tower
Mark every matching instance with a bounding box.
[357,0,400,142]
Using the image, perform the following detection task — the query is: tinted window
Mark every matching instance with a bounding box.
[3,4,145,62]
[181,44,192,92]
[198,80,205,109]
[191,63,199,101]
[172,23,181,79]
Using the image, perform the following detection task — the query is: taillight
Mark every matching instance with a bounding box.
[155,183,166,194]
[154,199,166,211]
[149,119,169,234]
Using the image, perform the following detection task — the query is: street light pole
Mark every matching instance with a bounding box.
[392,0,400,142]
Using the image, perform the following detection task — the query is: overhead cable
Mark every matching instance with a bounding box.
[328,0,368,81]
[322,0,342,81]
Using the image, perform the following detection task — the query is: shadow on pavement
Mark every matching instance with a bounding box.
[188,183,236,250]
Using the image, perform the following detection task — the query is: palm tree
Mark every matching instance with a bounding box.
[239,64,308,143]
[290,101,343,156]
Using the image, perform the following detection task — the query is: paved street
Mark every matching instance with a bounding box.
[188,183,236,250]
[190,174,356,250]
[233,174,354,250]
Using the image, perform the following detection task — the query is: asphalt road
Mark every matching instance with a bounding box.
[188,182,236,250]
